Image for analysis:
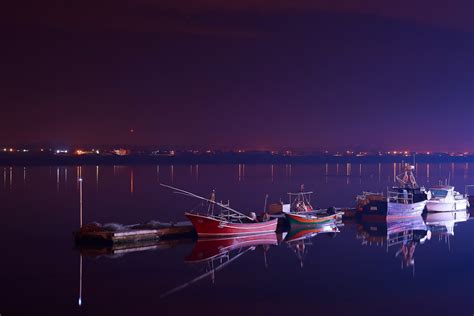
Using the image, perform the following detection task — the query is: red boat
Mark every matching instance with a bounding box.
[185,212,278,237]
[161,183,278,237]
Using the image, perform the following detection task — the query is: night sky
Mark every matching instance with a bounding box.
[2,1,474,151]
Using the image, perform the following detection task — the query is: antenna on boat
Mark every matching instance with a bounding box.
[160,183,254,221]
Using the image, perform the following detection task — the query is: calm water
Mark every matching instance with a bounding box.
[1,163,474,315]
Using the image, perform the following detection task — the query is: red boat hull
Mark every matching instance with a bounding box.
[185,212,278,237]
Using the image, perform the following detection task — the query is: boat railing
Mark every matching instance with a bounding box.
[387,190,414,204]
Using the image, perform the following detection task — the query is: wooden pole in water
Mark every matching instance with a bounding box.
[79,178,83,228]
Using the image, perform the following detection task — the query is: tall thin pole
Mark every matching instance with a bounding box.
[79,178,83,228]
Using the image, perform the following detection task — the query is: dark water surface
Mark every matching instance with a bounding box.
[1,163,474,315]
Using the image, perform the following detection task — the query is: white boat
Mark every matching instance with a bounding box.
[386,165,429,218]
[426,185,469,212]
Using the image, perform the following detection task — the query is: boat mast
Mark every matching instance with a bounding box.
[396,164,418,188]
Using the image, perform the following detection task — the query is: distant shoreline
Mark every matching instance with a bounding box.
[0,153,473,166]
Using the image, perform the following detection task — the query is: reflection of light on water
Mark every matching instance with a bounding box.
[195,164,199,182]
[393,163,396,182]
[451,163,455,179]
[346,163,351,185]
[336,163,339,176]
[113,165,116,177]
[427,164,430,182]
[96,166,99,192]
[325,163,328,184]
[9,167,12,189]
[359,164,362,176]
[171,165,175,181]
[130,168,134,195]
[57,167,60,192]
[238,164,242,181]
[464,163,469,179]
[271,164,274,182]
[157,165,160,182]
[23,167,26,184]
[238,164,246,181]
[378,163,381,183]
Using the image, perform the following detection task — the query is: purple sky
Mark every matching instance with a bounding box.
[2,1,474,151]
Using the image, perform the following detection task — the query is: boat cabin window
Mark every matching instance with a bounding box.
[431,189,448,198]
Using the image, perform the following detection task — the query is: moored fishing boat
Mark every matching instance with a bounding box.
[185,212,278,237]
[161,184,278,237]
[386,165,428,218]
[355,165,428,219]
[274,185,342,226]
[268,185,343,222]
[285,212,338,226]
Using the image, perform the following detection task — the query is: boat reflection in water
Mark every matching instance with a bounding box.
[283,223,339,268]
[357,215,431,274]
[161,233,278,298]
[424,210,469,244]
